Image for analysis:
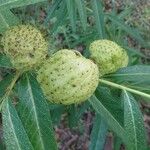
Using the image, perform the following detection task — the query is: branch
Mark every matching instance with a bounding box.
[0,71,21,111]
[99,79,150,100]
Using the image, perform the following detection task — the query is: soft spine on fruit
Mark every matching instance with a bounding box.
[37,49,99,105]
[1,25,48,71]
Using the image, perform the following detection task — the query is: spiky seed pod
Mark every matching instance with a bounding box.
[1,25,48,71]
[89,40,129,76]
[37,49,99,105]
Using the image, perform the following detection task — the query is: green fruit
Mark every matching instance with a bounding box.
[1,25,48,71]
[37,49,99,105]
[89,40,129,76]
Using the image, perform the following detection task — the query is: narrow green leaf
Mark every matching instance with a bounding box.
[106,65,150,85]
[113,136,122,150]
[0,74,14,98]
[126,47,147,58]
[118,6,133,19]
[0,139,5,150]
[0,0,46,33]
[89,95,127,144]
[75,0,87,31]
[0,8,20,33]
[95,86,123,124]
[115,65,150,81]
[2,98,33,150]
[50,104,64,125]
[0,54,12,68]
[76,101,90,120]
[16,74,58,150]
[107,14,145,45]
[44,0,62,26]
[65,0,76,32]
[91,0,105,38]
[67,101,90,128]
[51,2,67,33]
[67,105,78,128]
[122,90,147,150]
[0,0,46,9]
[89,114,108,150]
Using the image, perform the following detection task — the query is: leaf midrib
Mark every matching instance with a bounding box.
[124,91,138,150]
[0,11,9,28]
[107,73,150,77]
[89,96,126,140]
[6,101,21,150]
[97,99,124,133]
[0,0,18,8]
[27,76,45,150]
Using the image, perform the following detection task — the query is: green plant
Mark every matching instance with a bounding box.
[0,0,150,150]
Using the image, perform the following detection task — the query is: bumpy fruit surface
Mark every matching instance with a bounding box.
[1,25,48,70]
[37,49,99,105]
[89,40,129,76]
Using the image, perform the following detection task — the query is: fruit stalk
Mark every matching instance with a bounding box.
[0,71,21,111]
[99,79,150,99]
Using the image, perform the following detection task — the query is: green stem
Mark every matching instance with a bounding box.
[0,71,21,110]
[99,79,150,99]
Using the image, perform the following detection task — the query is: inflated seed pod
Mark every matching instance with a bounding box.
[37,49,99,105]
[1,25,48,71]
[89,39,129,76]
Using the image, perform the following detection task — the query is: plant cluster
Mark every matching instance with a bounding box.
[1,24,129,106]
[0,0,149,150]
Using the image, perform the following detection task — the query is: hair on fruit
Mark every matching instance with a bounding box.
[89,39,129,76]
[1,25,48,71]
[37,49,99,105]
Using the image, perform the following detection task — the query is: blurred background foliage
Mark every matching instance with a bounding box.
[11,0,150,63]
